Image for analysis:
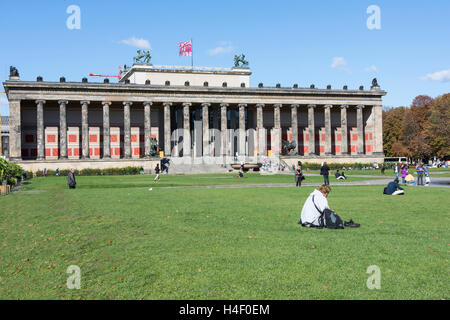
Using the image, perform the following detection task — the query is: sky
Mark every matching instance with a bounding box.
[1,0,449,115]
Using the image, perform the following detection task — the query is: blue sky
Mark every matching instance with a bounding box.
[1,0,449,115]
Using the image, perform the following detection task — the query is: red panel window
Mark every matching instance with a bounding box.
[351,145,357,153]
[95,148,100,156]
[304,133,309,142]
[320,146,325,153]
[131,134,138,142]
[115,148,121,155]
[110,135,118,143]
[369,133,373,140]
[68,148,72,156]
[69,135,77,143]
[74,148,80,156]
[352,134,358,141]
[134,147,140,155]
[45,148,51,156]
[321,134,325,142]
[365,145,373,152]
[336,133,342,142]
[31,149,37,157]
[47,135,56,143]
[89,135,97,143]
[303,146,309,153]
[335,145,341,153]
[52,148,59,156]
[151,134,157,139]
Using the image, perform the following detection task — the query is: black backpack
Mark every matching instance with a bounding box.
[311,195,344,229]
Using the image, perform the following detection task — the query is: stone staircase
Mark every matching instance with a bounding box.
[167,161,231,174]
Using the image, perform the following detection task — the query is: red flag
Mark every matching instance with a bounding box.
[179,40,192,56]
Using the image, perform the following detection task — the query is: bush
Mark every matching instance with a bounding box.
[32,167,142,177]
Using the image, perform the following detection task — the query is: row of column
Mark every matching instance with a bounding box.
[34,100,154,160]
[31,100,375,160]
[163,102,371,157]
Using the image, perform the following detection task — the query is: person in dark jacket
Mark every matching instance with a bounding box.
[153,164,161,182]
[320,162,330,185]
[384,178,404,195]
[68,169,76,189]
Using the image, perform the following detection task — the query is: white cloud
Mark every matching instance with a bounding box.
[331,57,347,69]
[208,42,234,55]
[421,69,450,82]
[119,37,151,50]
[364,65,378,72]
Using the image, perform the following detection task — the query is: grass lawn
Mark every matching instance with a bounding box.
[0,175,448,300]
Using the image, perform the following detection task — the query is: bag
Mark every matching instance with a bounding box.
[301,175,305,181]
[383,187,387,194]
[311,195,344,229]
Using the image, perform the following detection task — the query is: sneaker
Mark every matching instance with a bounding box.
[344,219,360,228]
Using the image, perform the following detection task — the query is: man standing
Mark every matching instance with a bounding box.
[416,162,425,186]
[68,169,76,189]
[295,166,303,187]
[320,162,330,186]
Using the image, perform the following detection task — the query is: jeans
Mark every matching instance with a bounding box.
[417,174,424,186]
[402,177,406,184]
[323,174,329,185]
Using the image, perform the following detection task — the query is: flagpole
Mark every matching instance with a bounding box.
[191,38,193,67]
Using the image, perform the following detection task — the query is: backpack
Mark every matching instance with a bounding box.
[311,195,344,229]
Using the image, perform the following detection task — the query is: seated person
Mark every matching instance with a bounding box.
[298,185,331,227]
[405,173,416,186]
[335,170,346,180]
[384,178,405,195]
[237,170,243,178]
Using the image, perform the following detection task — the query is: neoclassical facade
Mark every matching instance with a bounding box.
[3,65,386,171]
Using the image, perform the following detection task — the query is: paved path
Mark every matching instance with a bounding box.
[159,177,450,190]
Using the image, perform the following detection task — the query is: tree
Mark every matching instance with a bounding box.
[383,107,407,156]
[425,93,450,158]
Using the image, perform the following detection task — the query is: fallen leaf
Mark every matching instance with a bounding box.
[433,237,439,239]
[112,267,117,270]
[248,236,253,239]
[323,285,327,290]
[311,245,316,249]
[378,220,383,224]
[120,277,124,281]
[108,240,113,244]
[198,269,202,272]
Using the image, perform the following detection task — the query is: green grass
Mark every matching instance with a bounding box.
[0,175,448,300]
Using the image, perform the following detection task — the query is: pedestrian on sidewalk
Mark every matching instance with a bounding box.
[320,162,330,186]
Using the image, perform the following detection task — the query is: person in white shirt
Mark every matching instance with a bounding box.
[299,185,331,227]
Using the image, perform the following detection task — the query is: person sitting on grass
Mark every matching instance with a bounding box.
[299,185,331,228]
[237,170,244,178]
[335,170,346,180]
[383,178,404,195]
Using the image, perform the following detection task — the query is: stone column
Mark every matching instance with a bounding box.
[163,102,172,156]
[256,103,265,156]
[102,101,111,159]
[291,104,299,154]
[357,105,365,154]
[273,104,281,156]
[80,101,90,159]
[373,104,384,155]
[123,102,132,158]
[340,105,349,154]
[220,103,228,157]
[143,102,152,157]
[213,107,220,156]
[58,100,68,159]
[183,102,191,157]
[8,100,21,160]
[307,104,316,155]
[202,103,210,157]
[36,100,46,160]
[238,103,246,157]
[324,104,332,155]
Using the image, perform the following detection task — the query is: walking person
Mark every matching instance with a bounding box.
[394,163,399,180]
[68,169,76,189]
[320,162,330,186]
[295,165,303,187]
[153,164,161,182]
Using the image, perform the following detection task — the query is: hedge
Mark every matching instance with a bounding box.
[34,166,143,177]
